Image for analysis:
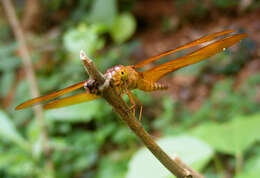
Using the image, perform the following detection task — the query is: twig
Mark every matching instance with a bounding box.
[22,0,42,32]
[80,50,204,178]
[80,50,105,83]
[1,0,53,171]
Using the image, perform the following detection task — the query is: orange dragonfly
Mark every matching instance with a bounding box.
[16,30,248,119]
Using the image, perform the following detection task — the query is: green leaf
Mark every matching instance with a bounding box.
[89,0,117,28]
[51,132,100,177]
[97,153,129,178]
[191,114,260,155]
[27,120,41,143]
[236,153,260,178]
[0,43,21,71]
[26,120,43,159]
[153,97,175,130]
[110,13,136,44]
[0,71,15,97]
[0,56,21,71]
[126,136,214,178]
[95,123,117,145]
[244,155,260,171]
[0,110,28,149]
[63,23,106,58]
[0,147,36,177]
[236,170,260,178]
[112,126,137,145]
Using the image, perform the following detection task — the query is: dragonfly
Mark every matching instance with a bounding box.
[16,30,248,120]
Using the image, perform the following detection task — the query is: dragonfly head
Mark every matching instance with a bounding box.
[105,65,129,86]
[113,65,129,82]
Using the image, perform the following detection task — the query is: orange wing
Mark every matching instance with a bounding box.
[134,30,235,69]
[44,92,100,109]
[15,81,86,110]
[142,33,248,82]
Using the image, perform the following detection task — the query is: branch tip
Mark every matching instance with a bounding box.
[80,49,93,63]
[80,49,86,59]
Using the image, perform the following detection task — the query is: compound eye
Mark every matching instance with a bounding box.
[121,71,124,75]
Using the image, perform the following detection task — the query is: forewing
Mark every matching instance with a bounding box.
[143,33,248,82]
[44,92,100,109]
[15,81,86,110]
[134,30,234,68]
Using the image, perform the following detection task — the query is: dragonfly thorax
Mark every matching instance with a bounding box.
[105,65,140,92]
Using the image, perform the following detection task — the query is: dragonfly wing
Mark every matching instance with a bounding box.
[15,81,86,110]
[44,92,100,109]
[134,30,235,68]
[142,33,248,82]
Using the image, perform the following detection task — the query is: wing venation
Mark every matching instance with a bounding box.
[44,92,100,109]
[15,81,86,110]
[134,30,235,68]
[142,33,248,82]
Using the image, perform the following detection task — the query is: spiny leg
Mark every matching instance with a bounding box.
[126,90,136,116]
[131,93,143,121]
[126,90,143,121]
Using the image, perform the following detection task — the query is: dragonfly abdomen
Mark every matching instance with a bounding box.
[137,79,168,92]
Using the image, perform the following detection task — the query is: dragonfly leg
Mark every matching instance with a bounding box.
[126,91,136,116]
[126,90,143,121]
[129,103,136,116]
[132,94,143,121]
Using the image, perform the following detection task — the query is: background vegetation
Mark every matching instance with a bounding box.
[0,0,260,177]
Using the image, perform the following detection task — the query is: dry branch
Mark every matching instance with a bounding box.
[1,0,53,171]
[80,50,204,178]
[22,0,42,32]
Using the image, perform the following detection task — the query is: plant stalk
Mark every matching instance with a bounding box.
[80,50,204,178]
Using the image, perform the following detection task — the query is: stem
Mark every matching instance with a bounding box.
[80,50,204,178]
[1,0,53,173]
[213,155,224,176]
[235,152,243,175]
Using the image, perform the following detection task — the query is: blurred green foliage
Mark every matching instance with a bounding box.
[127,136,214,178]
[0,0,260,178]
